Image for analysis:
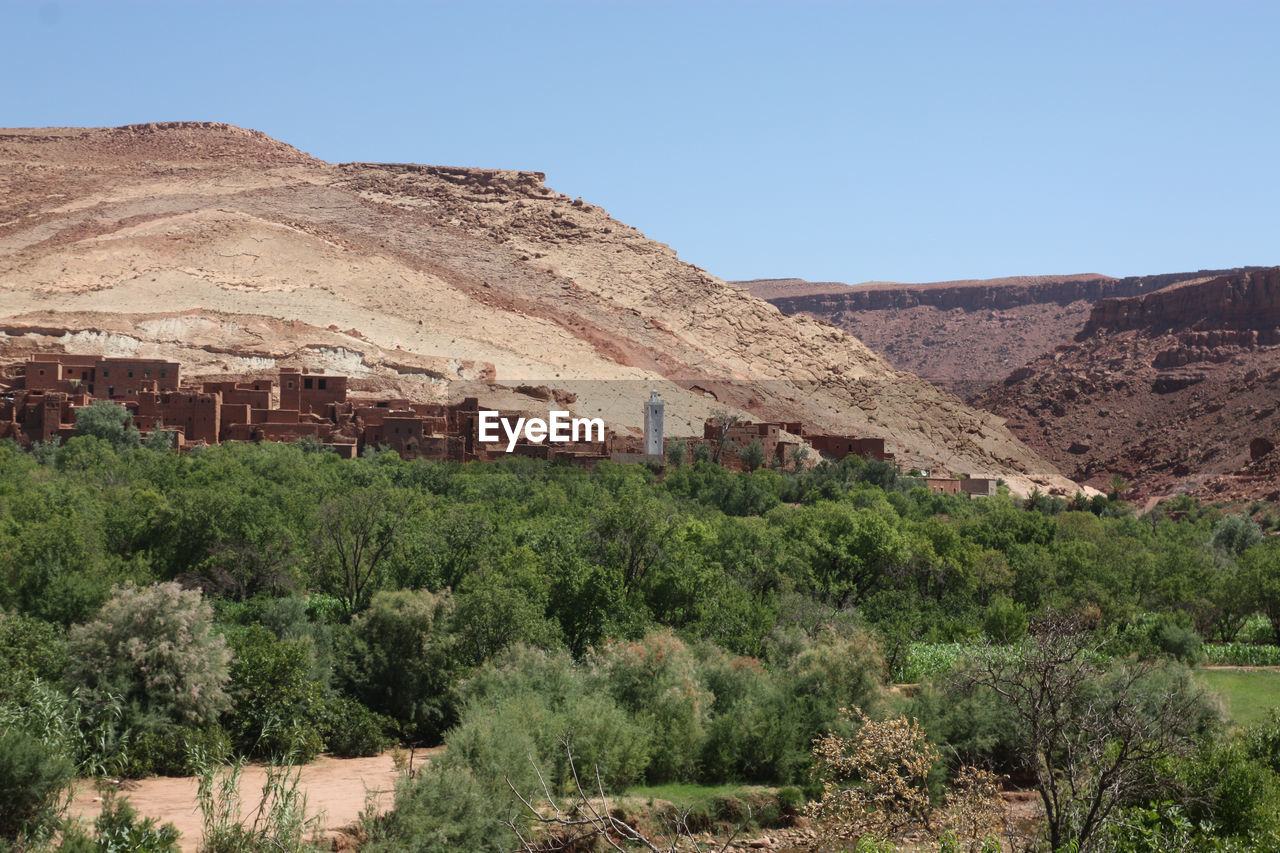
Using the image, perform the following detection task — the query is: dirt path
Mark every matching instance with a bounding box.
[68,749,438,851]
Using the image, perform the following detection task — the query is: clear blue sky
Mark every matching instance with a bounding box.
[4,0,1277,283]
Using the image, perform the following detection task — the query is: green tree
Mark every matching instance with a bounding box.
[74,400,141,451]
[65,582,231,729]
[314,488,408,615]
[337,589,457,743]
[665,438,686,468]
[741,439,766,472]
[0,729,74,843]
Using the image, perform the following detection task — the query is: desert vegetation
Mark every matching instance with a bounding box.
[1,434,1280,850]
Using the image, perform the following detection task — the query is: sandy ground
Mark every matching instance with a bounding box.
[66,750,436,851]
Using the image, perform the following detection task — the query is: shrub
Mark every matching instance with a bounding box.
[224,625,326,761]
[0,728,74,842]
[73,401,141,451]
[448,648,651,794]
[1115,612,1204,664]
[363,762,514,853]
[0,612,68,691]
[119,725,230,778]
[90,792,181,852]
[696,644,806,783]
[1213,514,1265,556]
[781,627,886,744]
[982,595,1027,644]
[337,589,457,743]
[320,695,393,758]
[587,631,712,782]
[65,583,231,729]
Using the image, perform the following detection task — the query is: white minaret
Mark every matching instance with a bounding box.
[644,390,664,457]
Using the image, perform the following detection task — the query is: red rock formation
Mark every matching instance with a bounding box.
[974,267,1280,503]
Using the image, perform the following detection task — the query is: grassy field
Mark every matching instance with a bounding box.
[623,782,770,808]
[1197,668,1280,728]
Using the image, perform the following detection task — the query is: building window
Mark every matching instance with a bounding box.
[304,378,314,390]
[318,378,327,390]
[101,369,109,377]
[127,371,134,378]
[160,370,167,378]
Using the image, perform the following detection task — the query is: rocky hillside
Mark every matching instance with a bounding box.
[972,267,1280,504]
[742,271,1245,398]
[0,123,1078,493]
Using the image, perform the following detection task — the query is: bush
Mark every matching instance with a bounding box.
[1115,612,1203,664]
[363,762,514,853]
[781,627,885,741]
[320,695,393,758]
[119,726,230,778]
[696,644,806,783]
[73,401,141,451]
[982,595,1027,644]
[1175,736,1280,847]
[449,646,650,794]
[0,612,68,691]
[224,625,326,761]
[587,631,712,783]
[66,583,231,729]
[337,589,457,743]
[0,728,74,842]
[90,792,181,852]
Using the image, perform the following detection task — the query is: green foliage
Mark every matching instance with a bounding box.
[1115,612,1204,664]
[1212,513,1265,556]
[66,583,231,731]
[89,792,181,852]
[1202,643,1280,666]
[982,594,1027,643]
[319,694,393,758]
[453,645,651,792]
[192,751,320,853]
[588,630,712,783]
[73,401,141,452]
[118,725,230,778]
[0,728,74,842]
[666,439,686,468]
[0,611,68,691]
[363,762,514,853]
[337,589,457,743]
[741,439,766,472]
[224,625,327,761]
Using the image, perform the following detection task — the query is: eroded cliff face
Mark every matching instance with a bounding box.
[1080,268,1280,338]
[743,271,1249,398]
[974,267,1280,504]
[0,123,1081,493]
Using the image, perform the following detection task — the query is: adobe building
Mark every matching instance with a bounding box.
[924,477,963,495]
[279,368,347,415]
[21,355,179,397]
[960,477,998,497]
[805,434,894,463]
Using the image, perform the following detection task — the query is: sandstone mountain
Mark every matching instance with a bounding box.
[0,122,1079,493]
[971,268,1280,504]
[742,271,1247,399]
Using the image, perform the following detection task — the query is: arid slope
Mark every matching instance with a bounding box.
[742,272,1239,398]
[972,268,1280,503]
[0,123,1078,492]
